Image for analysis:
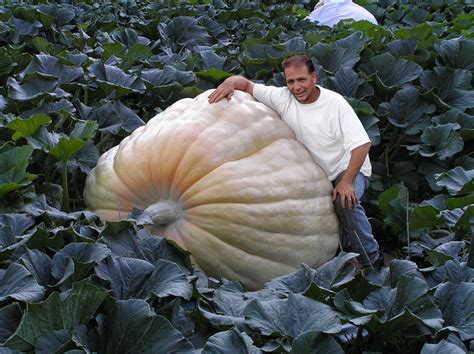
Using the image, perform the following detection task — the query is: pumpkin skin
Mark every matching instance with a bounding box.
[84,90,339,290]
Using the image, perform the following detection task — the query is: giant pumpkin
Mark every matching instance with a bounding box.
[84,90,339,290]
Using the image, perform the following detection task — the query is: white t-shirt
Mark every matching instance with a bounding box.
[307,0,378,27]
[253,84,372,181]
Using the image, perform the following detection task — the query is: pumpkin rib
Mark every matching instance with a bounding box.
[179,138,327,208]
[185,221,338,267]
[185,200,337,237]
[180,170,329,208]
[176,220,296,289]
[172,135,301,206]
[168,96,294,199]
[84,148,145,212]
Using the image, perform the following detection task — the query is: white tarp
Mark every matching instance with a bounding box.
[307,0,378,27]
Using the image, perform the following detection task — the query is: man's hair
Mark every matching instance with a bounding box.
[281,54,315,73]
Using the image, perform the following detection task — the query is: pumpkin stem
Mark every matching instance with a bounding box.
[144,200,183,226]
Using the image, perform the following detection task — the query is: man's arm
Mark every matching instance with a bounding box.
[208,76,254,103]
[332,142,371,208]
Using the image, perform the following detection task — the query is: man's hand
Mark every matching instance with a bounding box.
[332,178,357,209]
[208,80,236,103]
[208,76,254,104]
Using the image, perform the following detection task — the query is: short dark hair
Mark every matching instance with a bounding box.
[282,54,315,73]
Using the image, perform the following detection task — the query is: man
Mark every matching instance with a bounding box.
[208,54,383,269]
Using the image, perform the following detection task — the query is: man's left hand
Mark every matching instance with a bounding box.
[332,178,357,208]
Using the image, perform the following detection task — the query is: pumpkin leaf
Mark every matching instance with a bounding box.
[19,248,53,287]
[309,42,360,73]
[198,281,248,328]
[327,67,374,99]
[102,299,194,353]
[47,136,85,162]
[0,303,23,343]
[6,113,51,141]
[7,77,69,102]
[158,16,212,52]
[379,86,435,134]
[0,145,36,196]
[51,242,111,284]
[87,62,146,97]
[435,37,474,70]
[291,330,344,354]
[95,257,192,300]
[361,52,423,89]
[421,339,466,354]
[20,53,83,84]
[0,262,44,302]
[420,67,474,111]
[406,123,464,160]
[435,166,474,196]
[4,280,108,352]
[363,275,443,333]
[244,293,342,337]
[202,328,260,354]
[434,282,474,341]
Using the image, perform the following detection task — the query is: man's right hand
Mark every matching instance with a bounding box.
[208,76,254,103]
[208,79,236,103]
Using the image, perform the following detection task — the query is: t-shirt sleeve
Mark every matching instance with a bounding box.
[338,99,371,151]
[253,83,289,116]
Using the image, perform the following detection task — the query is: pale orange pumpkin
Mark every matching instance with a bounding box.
[84,90,339,290]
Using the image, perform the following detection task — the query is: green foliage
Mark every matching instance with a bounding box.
[0,0,473,352]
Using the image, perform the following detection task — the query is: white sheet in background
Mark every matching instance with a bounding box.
[307,0,378,27]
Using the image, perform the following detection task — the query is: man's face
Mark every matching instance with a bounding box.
[284,64,318,104]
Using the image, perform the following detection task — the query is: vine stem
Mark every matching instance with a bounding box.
[63,161,70,213]
[406,189,410,260]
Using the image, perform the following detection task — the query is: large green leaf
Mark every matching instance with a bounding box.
[158,16,211,52]
[435,37,474,70]
[6,113,51,141]
[198,281,248,328]
[19,249,53,287]
[361,52,423,89]
[51,242,111,284]
[36,4,76,27]
[290,331,344,354]
[244,293,342,337]
[47,136,86,162]
[0,263,44,302]
[3,280,108,352]
[309,42,360,73]
[7,16,42,44]
[88,62,146,97]
[102,299,193,353]
[7,77,69,101]
[421,339,466,354]
[327,67,373,99]
[378,86,435,134]
[0,145,35,196]
[406,123,464,161]
[420,67,474,111]
[434,282,474,341]
[363,276,443,335]
[20,53,83,84]
[95,257,192,300]
[201,328,261,354]
[435,167,474,196]
[99,227,192,273]
[0,303,23,344]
